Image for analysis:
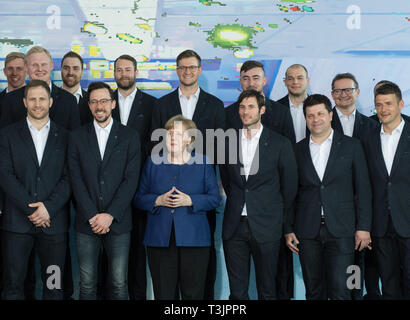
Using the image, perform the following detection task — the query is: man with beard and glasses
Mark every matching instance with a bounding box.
[61,51,92,125]
[112,54,156,300]
[68,81,140,300]
[277,64,310,143]
[151,49,225,299]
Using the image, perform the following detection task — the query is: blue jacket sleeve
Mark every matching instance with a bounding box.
[133,158,159,212]
[190,162,222,213]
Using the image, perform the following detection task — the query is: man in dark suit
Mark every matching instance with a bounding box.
[0,46,80,130]
[362,82,410,300]
[0,80,71,300]
[220,89,298,300]
[225,60,295,144]
[285,94,372,300]
[151,49,225,299]
[330,73,380,300]
[113,54,156,300]
[68,81,140,300]
[277,64,309,143]
[61,51,92,125]
[0,51,27,295]
[225,60,295,300]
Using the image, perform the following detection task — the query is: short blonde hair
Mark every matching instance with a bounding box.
[25,46,52,63]
[4,52,25,68]
[165,114,197,144]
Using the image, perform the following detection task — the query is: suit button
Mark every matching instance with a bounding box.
[34,193,37,197]
[387,206,391,210]
[388,182,392,187]
[99,196,103,200]
[37,177,40,181]
[245,189,249,192]
[321,185,325,189]
[100,181,104,185]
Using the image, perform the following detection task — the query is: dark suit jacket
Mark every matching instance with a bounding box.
[0,84,81,130]
[286,130,372,239]
[78,89,93,125]
[278,94,309,139]
[151,88,225,161]
[331,107,379,142]
[113,89,156,162]
[362,121,410,238]
[220,127,298,242]
[68,119,141,235]
[225,98,296,144]
[0,119,71,234]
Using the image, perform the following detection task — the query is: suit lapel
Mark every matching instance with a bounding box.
[331,107,343,134]
[192,89,206,124]
[372,130,389,178]
[102,120,120,166]
[127,90,143,126]
[112,91,121,122]
[87,123,102,164]
[322,131,342,184]
[51,83,60,107]
[19,120,39,168]
[302,136,321,184]
[390,121,410,177]
[172,89,183,116]
[40,122,58,169]
[352,111,362,138]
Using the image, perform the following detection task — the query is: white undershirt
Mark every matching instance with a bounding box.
[27,117,50,166]
[336,107,356,138]
[240,125,263,216]
[309,129,334,216]
[94,118,113,160]
[118,87,137,125]
[381,118,404,175]
[289,97,306,143]
[178,87,200,120]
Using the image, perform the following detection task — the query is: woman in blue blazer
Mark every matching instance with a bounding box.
[134,114,221,300]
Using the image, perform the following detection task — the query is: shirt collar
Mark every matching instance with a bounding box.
[242,124,264,141]
[26,117,50,131]
[381,118,405,136]
[289,95,307,109]
[336,107,356,119]
[310,129,334,146]
[93,117,113,132]
[119,86,137,101]
[178,86,200,99]
[74,86,83,98]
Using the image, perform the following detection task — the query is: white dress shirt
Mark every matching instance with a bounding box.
[309,129,334,216]
[73,86,83,104]
[118,87,137,125]
[178,87,200,120]
[336,107,356,138]
[27,118,51,166]
[289,97,306,143]
[94,118,113,160]
[381,118,405,175]
[240,125,263,216]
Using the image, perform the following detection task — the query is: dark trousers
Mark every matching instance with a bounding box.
[363,246,381,299]
[204,210,216,299]
[76,231,131,300]
[147,226,210,300]
[374,216,410,300]
[128,210,147,300]
[223,217,281,300]
[276,237,294,299]
[2,230,66,300]
[298,224,355,300]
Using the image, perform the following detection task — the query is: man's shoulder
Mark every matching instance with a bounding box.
[199,88,223,104]
[276,95,289,107]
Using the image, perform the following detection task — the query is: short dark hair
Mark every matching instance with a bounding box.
[374,80,394,92]
[176,50,201,67]
[114,54,137,71]
[331,72,359,90]
[240,60,264,73]
[303,94,332,116]
[374,82,402,102]
[237,89,265,110]
[61,51,84,69]
[87,82,114,101]
[24,79,51,98]
[285,64,308,78]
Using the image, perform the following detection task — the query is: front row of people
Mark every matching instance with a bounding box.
[0,78,408,300]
